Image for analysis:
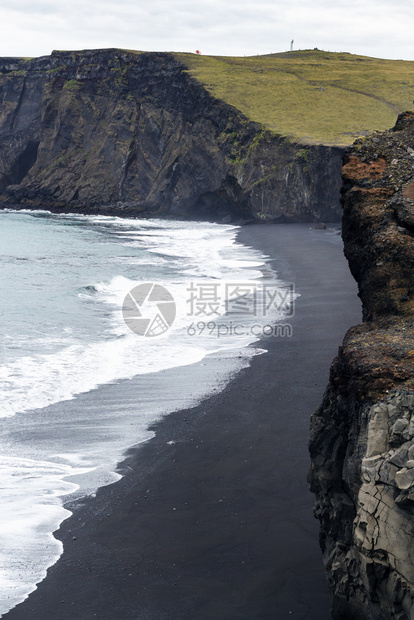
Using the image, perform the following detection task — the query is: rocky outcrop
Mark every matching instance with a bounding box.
[0,49,342,222]
[309,112,414,619]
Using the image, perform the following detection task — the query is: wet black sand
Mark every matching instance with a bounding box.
[4,223,362,620]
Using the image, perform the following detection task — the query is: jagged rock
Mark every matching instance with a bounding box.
[309,112,414,619]
[0,49,342,222]
[395,468,414,490]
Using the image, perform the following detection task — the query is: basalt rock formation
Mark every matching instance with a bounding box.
[0,49,342,222]
[309,112,414,619]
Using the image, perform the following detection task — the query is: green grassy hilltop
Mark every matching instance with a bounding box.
[173,50,414,146]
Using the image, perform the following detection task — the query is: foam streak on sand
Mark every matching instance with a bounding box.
[0,457,95,616]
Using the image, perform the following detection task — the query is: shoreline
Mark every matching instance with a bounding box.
[4,223,362,620]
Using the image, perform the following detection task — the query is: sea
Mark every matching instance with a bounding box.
[0,210,292,616]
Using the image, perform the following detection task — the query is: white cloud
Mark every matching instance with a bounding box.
[0,0,413,60]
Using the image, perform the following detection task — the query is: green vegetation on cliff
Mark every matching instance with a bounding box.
[174,50,414,146]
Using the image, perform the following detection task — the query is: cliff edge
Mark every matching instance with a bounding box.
[309,112,414,619]
[0,49,342,222]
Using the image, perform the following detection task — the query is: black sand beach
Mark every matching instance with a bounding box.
[4,223,362,620]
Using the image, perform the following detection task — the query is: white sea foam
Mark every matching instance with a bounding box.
[0,230,282,420]
[0,334,208,419]
[0,212,292,616]
[0,457,90,617]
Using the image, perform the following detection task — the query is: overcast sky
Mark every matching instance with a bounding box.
[0,0,413,61]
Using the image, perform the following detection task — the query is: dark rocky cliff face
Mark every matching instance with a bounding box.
[0,49,342,221]
[309,113,414,619]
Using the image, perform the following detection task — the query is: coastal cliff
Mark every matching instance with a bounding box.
[309,112,414,619]
[0,49,342,222]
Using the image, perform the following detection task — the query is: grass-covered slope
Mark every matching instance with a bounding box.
[173,50,414,146]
